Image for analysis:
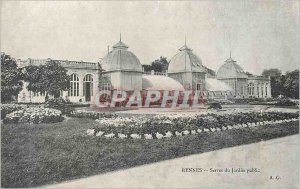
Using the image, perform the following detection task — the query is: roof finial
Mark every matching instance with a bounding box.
[185,36,186,46]
[120,33,122,42]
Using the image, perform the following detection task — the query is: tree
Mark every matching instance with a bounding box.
[269,77,283,98]
[262,68,299,99]
[262,68,282,78]
[1,52,23,102]
[23,60,70,99]
[245,72,254,77]
[142,64,152,72]
[22,65,41,95]
[282,70,299,99]
[151,56,169,72]
[261,68,283,98]
[143,56,169,72]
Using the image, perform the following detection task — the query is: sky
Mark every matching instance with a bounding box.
[1,1,299,75]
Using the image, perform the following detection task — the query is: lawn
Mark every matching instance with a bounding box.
[1,117,299,188]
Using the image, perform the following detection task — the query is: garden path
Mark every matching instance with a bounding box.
[44,134,299,188]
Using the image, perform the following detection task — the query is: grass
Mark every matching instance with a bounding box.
[1,117,299,188]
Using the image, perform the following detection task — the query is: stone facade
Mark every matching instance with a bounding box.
[17,58,99,103]
[247,76,271,98]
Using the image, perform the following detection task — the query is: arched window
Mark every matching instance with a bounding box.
[83,74,93,82]
[83,74,93,97]
[69,74,79,96]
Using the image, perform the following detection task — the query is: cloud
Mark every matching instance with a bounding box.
[1,1,299,74]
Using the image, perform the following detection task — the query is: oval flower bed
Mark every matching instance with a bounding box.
[3,107,64,124]
[87,112,299,139]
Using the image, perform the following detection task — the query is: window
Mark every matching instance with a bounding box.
[257,85,260,97]
[261,86,264,97]
[248,83,254,96]
[196,83,201,91]
[101,83,112,91]
[69,74,79,96]
[265,83,268,96]
[83,74,93,96]
[33,92,45,96]
[83,74,93,82]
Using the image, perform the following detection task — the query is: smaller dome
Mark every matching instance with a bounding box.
[100,40,142,72]
[142,75,184,91]
[168,45,205,73]
[217,57,247,79]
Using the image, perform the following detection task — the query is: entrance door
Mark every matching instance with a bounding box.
[85,83,91,102]
[83,74,93,102]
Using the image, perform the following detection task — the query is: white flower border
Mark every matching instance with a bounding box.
[87,118,298,139]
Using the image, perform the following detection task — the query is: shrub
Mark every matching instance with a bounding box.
[275,98,297,106]
[3,107,64,124]
[44,97,74,114]
[208,102,222,109]
[1,104,27,119]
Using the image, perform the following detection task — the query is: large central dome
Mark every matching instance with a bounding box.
[100,39,143,72]
[168,45,205,73]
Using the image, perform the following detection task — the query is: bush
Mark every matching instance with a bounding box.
[3,107,64,124]
[44,98,74,114]
[275,98,297,106]
[1,104,27,119]
[208,102,222,109]
[232,98,275,105]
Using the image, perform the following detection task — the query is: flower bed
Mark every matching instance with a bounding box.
[87,112,299,139]
[68,110,117,119]
[44,97,74,115]
[1,104,27,119]
[3,107,64,124]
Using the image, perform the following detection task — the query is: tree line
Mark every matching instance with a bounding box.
[1,53,70,102]
[262,68,299,99]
